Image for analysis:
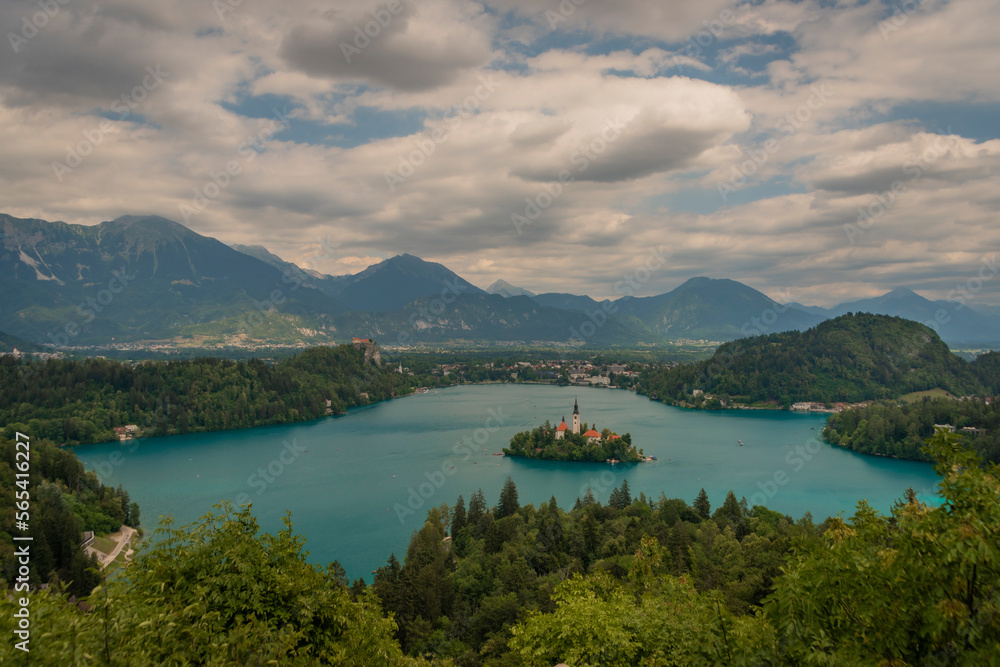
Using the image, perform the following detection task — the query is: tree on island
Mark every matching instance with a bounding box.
[503,423,642,463]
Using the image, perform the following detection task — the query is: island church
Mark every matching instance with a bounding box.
[554,399,604,444]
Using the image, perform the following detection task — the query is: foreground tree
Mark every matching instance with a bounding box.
[509,538,774,666]
[497,476,520,519]
[694,488,711,519]
[766,430,1000,664]
[0,503,410,665]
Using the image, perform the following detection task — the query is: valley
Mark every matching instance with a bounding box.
[4,213,999,352]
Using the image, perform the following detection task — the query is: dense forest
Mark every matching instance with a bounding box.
[2,432,997,664]
[637,313,990,408]
[0,344,416,446]
[0,436,139,598]
[503,422,643,462]
[825,397,1000,463]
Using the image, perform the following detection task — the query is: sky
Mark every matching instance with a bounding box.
[2,0,999,306]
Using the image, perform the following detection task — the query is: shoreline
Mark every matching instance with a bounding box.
[66,381,932,467]
[74,379,629,447]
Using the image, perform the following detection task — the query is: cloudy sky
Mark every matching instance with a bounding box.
[2,0,999,305]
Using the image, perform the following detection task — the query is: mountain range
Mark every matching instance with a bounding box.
[1,213,998,348]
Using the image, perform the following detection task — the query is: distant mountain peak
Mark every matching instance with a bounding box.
[107,214,197,234]
[488,279,536,298]
[884,287,920,299]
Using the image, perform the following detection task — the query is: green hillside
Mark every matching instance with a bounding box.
[0,436,139,598]
[637,313,984,407]
[825,397,1000,463]
[0,343,413,446]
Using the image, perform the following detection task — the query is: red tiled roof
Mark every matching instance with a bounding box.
[556,421,569,431]
[583,429,600,437]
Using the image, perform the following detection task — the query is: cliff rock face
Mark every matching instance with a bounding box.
[352,338,381,366]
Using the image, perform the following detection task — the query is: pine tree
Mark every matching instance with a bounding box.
[468,489,486,524]
[694,488,711,520]
[119,486,132,525]
[620,479,632,506]
[497,476,520,519]
[668,519,692,574]
[450,495,467,536]
[717,490,742,522]
[609,486,624,510]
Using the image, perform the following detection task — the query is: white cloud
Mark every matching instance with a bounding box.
[0,0,998,305]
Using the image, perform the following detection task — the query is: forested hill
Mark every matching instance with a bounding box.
[0,436,138,598]
[637,313,984,407]
[0,343,415,446]
[825,397,1000,463]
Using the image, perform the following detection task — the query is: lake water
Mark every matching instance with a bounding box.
[74,384,942,580]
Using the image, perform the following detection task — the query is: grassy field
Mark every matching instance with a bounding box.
[91,534,117,555]
[899,388,955,403]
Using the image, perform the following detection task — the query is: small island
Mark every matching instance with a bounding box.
[503,399,647,463]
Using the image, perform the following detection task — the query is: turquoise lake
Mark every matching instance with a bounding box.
[74,384,942,580]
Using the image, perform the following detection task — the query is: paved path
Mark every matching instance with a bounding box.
[86,525,136,569]
[103,525,135,568]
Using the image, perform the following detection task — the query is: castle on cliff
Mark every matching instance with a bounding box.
[351,337,381,365]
